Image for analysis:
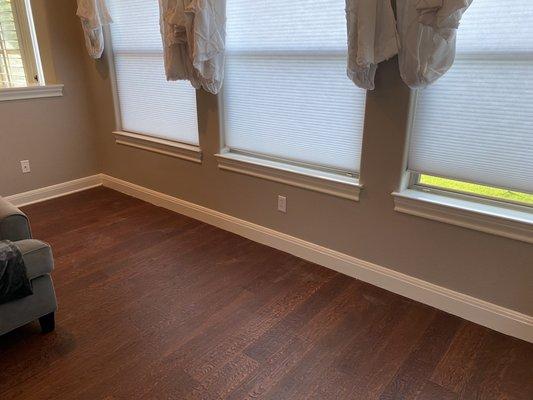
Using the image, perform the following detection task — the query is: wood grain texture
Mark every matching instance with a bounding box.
[0,187,531,400]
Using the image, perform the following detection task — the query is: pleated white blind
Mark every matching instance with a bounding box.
[409,0,533,194]
[108,0,199,145]
[223,0,366,174]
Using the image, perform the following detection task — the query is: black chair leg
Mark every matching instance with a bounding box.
[39,312,55,333]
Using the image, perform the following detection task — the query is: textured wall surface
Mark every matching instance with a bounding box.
[87,53,532,315]
[0,0,99,196]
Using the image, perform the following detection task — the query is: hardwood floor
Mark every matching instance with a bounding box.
[1,187,531,400]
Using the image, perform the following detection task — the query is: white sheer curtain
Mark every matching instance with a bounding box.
[408,0,533,193]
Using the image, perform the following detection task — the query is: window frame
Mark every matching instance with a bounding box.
[1,0,43,86]
[404,89,533,210]
[10,0,39,84]
[394,92,533,244]
[0,0,62,101]
[103,22,202,164]
[216,88,363,202]
[216,12,364,201]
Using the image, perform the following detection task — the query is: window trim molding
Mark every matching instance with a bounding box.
[113,130,202,164]
[0,84,63,101]
[215,151,361,201]
[102,26,123,131]
[392,189,533,244]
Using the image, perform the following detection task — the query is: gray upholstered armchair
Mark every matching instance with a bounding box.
[0,197,57,336]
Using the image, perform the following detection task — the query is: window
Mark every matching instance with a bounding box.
[0,0,42,88]
[108,0,199,146]
[407,0,533,207]
[220,0,366,183]
[395,0,533,243]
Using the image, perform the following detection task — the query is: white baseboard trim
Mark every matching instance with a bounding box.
[101,174,532,343]
[4,175,103,207]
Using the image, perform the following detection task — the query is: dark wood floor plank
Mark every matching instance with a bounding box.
[378,312,463,400]
[430,323,489,393]
[14,242,281,399]
[66,248,312,400]
[459,332,533,400]
[497,340,533,400]
[228,279,364,400]
[226,336,309,400]
[260,284,402,399]
[0,187,530,400]
[180,261,331,382]
[415,381,458,400]
[243,273,355,363]
[345,303,436,399]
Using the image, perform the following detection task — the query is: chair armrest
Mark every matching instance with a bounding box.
[16,239,54,280]
[0,197,32,241]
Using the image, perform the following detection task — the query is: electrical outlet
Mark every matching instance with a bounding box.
[20,160,31,173]
[277,195,287,213]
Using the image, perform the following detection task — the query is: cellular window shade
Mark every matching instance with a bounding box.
[223,0,366,174]
[108,0,199,145]
[408,0,533,194]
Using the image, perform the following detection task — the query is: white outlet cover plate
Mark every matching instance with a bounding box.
[278,195,287,213]
[21,160,31,173]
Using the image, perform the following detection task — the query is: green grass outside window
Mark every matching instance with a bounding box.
[419,175,533,206]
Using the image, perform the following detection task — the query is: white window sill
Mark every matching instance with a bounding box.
[392,189,533,244]
[113,131,202,164]
[215,152,361,201]
[0,84,64,102]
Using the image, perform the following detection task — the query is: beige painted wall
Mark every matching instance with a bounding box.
[87,53,533,315]
[2,2,531,316]
[0,0,99,196]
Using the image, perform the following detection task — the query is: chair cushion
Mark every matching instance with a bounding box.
[15,239,54,280]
